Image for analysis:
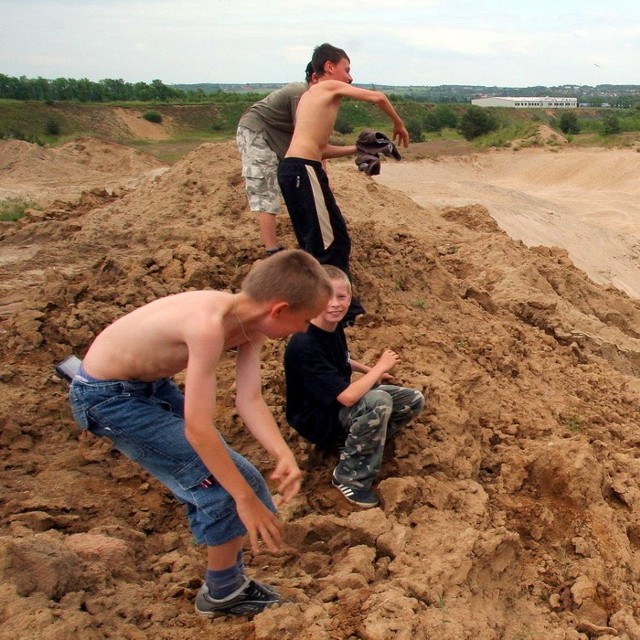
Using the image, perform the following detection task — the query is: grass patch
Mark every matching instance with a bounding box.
[474,122,539,149]
[0,197,37,221]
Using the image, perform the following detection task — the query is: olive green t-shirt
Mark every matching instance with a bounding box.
[238,82,308,160]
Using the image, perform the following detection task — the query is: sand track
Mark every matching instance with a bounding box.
[376,146,640,298]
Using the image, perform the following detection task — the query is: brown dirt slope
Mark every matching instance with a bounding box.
[1,139,640,640]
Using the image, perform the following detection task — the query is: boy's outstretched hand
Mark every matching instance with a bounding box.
[270,450,303,506]
[394,124,410,148]
[236,497,284,553]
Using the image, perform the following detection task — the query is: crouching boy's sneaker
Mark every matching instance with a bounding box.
[195,577,280,618]
[331,473,379,508]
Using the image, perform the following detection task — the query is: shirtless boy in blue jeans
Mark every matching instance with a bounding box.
[68,250,331,618]
[284,266,425,508]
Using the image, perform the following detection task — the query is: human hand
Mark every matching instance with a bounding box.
[270,452,302,506]
[394,125,410,148]
[377,349,401,373]
[236,496,284,553]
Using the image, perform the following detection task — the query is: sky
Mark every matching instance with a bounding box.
[1,0,639,87]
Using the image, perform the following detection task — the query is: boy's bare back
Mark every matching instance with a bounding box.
[82,290,248,382]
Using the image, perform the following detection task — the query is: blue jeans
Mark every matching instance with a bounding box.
[69,371,275,546]
[333,385,425,490]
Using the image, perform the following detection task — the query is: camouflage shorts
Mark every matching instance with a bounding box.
[236,125,282,214]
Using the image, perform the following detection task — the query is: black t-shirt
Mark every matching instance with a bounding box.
[284,323,352,450]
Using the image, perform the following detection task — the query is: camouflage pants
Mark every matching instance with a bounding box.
[236,125,282,214]
[334,385,425,490]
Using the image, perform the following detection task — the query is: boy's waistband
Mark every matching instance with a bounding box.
[75,364,107,383]
[281,156,323,169]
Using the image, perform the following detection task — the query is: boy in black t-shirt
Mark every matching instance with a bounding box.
[284,266,425,508]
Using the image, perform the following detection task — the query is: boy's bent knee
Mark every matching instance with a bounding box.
[364,388,393,406]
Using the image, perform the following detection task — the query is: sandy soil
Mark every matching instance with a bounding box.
[375,143,640,299]
[1,134,640,640]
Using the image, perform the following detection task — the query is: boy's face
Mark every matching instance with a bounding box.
[325,57,352,84]
[316,278,352,326]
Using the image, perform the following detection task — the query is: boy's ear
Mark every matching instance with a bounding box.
[269,301,290,318]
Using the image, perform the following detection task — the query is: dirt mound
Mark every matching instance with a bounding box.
[1,139,640,639]
[0,137,168,204]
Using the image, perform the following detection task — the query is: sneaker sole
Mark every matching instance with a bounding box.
[194,601,278,619]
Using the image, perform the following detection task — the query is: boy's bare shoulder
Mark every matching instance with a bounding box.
[139,290,234,326]
[309,79,347,93]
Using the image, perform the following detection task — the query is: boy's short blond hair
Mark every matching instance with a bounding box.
[242,249,332,310]
[322,265,352,292]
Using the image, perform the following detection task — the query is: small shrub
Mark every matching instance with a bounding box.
[334,113,354,135]
[406,118,425,142]
[0,129,44,145]
[0,198,37,222]
[602,113,621,135]
[45,118,60,136]
[558,111,580,134]
[423,112,442,132]
[458,106,499,140]
[433,104,458,129]
[142,110,163,124]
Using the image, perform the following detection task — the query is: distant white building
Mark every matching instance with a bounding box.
[471,96,577,109]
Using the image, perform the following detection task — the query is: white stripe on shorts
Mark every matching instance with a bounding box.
[305,164,334,250]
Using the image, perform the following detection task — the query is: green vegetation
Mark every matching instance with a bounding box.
[423,104,459,133]
[558,111,580,134]
[142,110,163,123]
[458,106,500,140]
[405,118,425,142]
[475,123,538,149]
[602,113,621,136]
[566,416,583,432]
[0,197,36,222]
[2,74,640,153]
[0,74,185,103]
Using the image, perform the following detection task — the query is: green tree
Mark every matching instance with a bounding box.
[334,112,354,134]
[424,105,459,132]
[406,118,425,142]
[45,118,60,135]
[423,111,442,132]
[602,113,621,135]
[558,111,580,134]
[433,104,458,128]
[458,106,499,140]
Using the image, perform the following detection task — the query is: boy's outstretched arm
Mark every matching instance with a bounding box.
[334,82,410,147]
[235,339,302,504]
[182,330,286,553]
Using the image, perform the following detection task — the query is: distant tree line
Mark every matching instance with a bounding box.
[0,74,254,103]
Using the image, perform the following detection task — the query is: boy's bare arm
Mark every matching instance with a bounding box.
[336,349,400,407]
[326,81,410,147]
[322,143,357,159]
[182,328,285,551]
[235,340,302,503]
